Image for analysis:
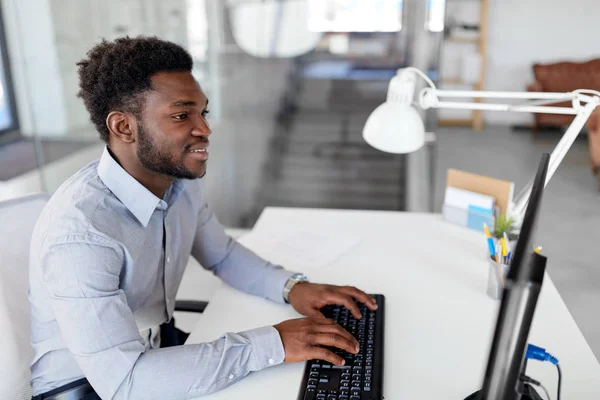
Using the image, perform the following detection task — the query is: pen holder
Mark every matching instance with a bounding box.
[487,258,510,301]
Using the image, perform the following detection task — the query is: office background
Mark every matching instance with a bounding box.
[0,0,598,362]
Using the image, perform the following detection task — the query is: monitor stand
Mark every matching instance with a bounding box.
[463,386,543,400]
[464,357,545,400]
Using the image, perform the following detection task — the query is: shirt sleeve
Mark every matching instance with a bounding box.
[191,201,297,303]
[42,233,285,400]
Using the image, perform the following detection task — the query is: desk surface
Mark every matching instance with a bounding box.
[187,208,600,399]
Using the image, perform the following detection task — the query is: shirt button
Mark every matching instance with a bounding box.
[268,358,275,365]
[167,256,171,263]
[228,374,235,380]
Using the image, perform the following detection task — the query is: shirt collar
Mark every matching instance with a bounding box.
[97,147,186,227]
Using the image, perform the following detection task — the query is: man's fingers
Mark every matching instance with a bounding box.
[326,293,363,319]
[310,332,359,355]
[305,309,326,319]
[309,346,345,366]
[339,286,378,311]
[314,322,358,348]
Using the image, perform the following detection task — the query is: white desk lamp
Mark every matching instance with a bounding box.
[363,67,600,222]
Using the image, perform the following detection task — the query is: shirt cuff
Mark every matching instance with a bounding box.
[263,266,299,304]
[241,326,286,371]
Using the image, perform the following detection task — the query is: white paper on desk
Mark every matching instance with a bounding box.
[240,229,361,270]
[444,186,495,212]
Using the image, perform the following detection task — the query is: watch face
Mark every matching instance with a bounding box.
[295,273,308,281]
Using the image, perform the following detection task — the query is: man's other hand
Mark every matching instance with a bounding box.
[273,317,359,366]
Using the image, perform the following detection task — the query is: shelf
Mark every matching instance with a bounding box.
[438,118,475,127]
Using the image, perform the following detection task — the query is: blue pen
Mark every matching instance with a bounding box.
[487,237,497,261]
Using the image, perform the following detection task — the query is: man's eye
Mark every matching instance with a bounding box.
[173,113,188,121]
[201,110,210,117]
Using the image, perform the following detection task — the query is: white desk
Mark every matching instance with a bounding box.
[187,208,600,399]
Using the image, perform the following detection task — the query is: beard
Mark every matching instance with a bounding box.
[136,121,204,180]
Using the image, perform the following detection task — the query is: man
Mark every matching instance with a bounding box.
[29,36,377,400]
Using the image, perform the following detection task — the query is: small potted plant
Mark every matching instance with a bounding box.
[493,215,519,241]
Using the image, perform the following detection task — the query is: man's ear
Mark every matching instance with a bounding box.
[106,111,137,144]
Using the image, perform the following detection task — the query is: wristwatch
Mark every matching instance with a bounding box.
[283,273,309,303]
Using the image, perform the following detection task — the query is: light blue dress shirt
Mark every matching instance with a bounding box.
[29,147,296,399]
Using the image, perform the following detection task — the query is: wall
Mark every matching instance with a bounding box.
[484,0,600,125]
[49,0,189,137]
[1,0,190,138]
[1,0,68,137]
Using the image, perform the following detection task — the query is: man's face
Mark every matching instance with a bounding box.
[136,71,211,180]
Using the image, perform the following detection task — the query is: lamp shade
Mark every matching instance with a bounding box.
[362,102,425,154]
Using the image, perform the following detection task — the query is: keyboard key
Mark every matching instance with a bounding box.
[332,365,351,370]
[351,381,361,388]
[310,372,319,379]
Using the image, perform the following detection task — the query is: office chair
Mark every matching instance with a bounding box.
[0,194,49,399]
[0,194,207,400]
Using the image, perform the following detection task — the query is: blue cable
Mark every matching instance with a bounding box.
[525,344,559,365]
[525,344,562,400]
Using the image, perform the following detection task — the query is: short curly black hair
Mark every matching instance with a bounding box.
[77,36,193,143]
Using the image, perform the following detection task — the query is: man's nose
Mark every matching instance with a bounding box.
[191,116,211,137]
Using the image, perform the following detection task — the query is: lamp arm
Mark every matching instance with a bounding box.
[511,100,598,221]
[416,85,600,223]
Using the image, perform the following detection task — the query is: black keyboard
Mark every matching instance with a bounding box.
[297,294,385,400]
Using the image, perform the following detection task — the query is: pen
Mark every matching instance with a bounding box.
[483,223,497,262]
[500,236,508,264]
[503,232,511,264]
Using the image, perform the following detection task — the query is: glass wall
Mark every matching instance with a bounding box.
[0,0,428,227]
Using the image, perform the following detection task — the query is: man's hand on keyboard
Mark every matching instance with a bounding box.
[273,317,359,366]
[287,283,378,320]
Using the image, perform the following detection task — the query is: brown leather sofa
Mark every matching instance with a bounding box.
[585,109,600,188]
[528,59,600,189]
[527,59,600,129]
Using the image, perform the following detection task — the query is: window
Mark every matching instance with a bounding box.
[308,0,403,33]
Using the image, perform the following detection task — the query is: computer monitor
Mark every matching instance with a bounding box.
[307,0,404,33]
[467,153,550,400]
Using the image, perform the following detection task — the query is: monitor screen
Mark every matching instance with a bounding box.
[308,0,404,33]
[477,153,550,400]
